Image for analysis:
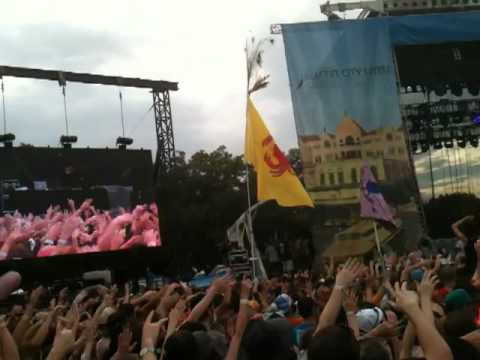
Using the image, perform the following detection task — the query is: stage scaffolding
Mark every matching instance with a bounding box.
[0,65,179,180]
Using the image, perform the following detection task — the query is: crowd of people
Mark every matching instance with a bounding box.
[0,200,160,260]
[0,215,479,359]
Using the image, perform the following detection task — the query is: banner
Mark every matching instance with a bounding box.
[282,20,421,257]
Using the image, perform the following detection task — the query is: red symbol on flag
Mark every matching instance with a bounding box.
[262,136,293,177]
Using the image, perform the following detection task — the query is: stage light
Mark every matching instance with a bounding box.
[411,141,418,153]
[433,140,443,150]
[457,138,467,148]
[439,115,450,128]
[0,133,15,148]
[469,135,479,148]
[444,138,454,148]
[416,85,425,93]
[432,84,447,97]
[452,113,463,124]
[467,82,480,96]
[473,114,480,125]
[420,141,430,153]
[60,135,78,149]
[409,117,421,133]
[449,82,463,97]
[116,137,134,150]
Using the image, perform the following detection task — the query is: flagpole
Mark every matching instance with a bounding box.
[372,221,386,273]
[245,38,257,280]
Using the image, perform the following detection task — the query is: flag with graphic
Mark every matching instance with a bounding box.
[360,163,395,225]
[245,97,313,207]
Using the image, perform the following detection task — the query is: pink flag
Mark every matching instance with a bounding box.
[360,164,396,225]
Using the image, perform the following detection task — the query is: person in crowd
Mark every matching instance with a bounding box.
[0,199,161,260]
[1,215,480,359]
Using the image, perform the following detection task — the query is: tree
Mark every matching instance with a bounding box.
[287,148,302,176]
[157,145,315,272]
[156,146,248,273]
[424,193,480,239]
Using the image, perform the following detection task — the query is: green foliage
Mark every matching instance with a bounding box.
[287,148,302,176]
[156,146,248,272]
[156,146,312,272]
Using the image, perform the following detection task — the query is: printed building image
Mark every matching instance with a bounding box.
[299,116,412,206]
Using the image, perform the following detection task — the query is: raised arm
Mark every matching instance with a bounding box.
[399,321,416,360]
[315,258,362,334]
[0,320,20,360]
[13,286,43,345]
[394,282,452,360]
[225,278,253,360]
[185,274,231,323]
[417,270,439,325]
[452,215,474,243]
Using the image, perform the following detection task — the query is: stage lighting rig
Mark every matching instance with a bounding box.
[0,133,14,148]
[60,135,77,149]
[433,140,443,150]
[431,84,447,97]
[116,137,133,150]
[450,82,463,97]
[458,140,467,148]
[467,82,480,97]
[469,136,479,148]
[411,141,418,153]
[444,138,454,148]
[420,141,430,153]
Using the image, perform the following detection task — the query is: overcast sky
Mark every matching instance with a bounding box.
[0,1,328,157]
[2,2,479,201]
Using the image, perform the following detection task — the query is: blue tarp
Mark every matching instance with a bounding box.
[387,11,480,45]
[281,10,480,136]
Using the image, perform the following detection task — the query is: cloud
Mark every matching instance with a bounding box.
[0,24,131,71]
[0,0,325,158]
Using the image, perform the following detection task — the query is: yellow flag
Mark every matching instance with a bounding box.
[245,97,314,207]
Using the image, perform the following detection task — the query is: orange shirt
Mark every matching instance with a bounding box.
[288,315,304,327]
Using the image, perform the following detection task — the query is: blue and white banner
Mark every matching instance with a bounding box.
[282,20,401,136]
[282,19,420,256]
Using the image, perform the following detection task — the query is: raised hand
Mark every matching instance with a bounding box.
[394,282,419,316]
[79,199,93,212]
[418,270,439,299]
[48,323,76,360]
[335,258,363,288]
[240,277,253,299]
[29,286,45,308]
[212,273,234,294]
[0,272,21,300]
[116,327,136,356]
[59,216,82,241]
[343,288,359,313]
[168,299,186,325]
[67,199,76,213]
[142,311,168,348]
[370,321,403,338]
[113,213,133,227]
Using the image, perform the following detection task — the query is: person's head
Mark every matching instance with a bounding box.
[410,269,424,283]
[269,294,292,317]
[308,325,360,360]
[242,319,295,360]
[297,297,315,319]
[164,330,199,360]
[444,307,477,338]
[439,266,457,289]
[445,289,472,313]
[180,321,208,333]
[356,307,385,335]
[359,338,392,360]
[446,337,480,360]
